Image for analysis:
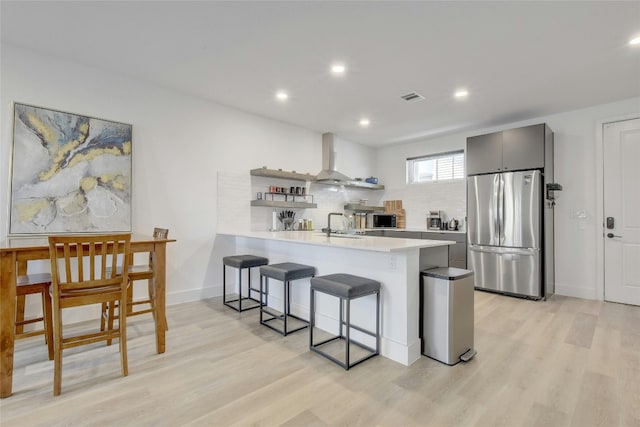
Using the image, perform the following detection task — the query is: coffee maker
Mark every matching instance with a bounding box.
[427,211,443,230]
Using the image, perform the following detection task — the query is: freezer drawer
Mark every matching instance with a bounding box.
[468,245,541,298]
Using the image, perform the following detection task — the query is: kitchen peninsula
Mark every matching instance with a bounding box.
[218,231,454,366]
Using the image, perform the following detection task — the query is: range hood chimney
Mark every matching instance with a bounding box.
[316,132,352,182]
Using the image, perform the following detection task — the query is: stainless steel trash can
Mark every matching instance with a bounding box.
[421,267,477,365]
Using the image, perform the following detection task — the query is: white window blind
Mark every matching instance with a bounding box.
[406,150,465,183]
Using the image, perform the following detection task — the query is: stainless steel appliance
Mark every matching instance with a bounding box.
[421,267,476,365]
[372,214,397,228]
[315,133,352,183]
[427,211,443,230]
[467,170,543,299]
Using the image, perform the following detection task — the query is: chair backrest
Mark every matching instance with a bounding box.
[148,228,169,267]
[153,228,169,239]
[48,234,131,307]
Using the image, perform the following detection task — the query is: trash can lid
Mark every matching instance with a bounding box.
[422,267,474,280]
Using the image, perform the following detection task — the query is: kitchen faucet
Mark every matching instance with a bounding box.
[326,212,344,237]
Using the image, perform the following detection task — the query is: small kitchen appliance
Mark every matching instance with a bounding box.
[372,214,397,228]
[427,211,443,230]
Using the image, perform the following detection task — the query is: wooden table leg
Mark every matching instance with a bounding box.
[0,252,17,398]
[154,242,167,354]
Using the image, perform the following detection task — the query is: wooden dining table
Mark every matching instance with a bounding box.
[0,233,176,398]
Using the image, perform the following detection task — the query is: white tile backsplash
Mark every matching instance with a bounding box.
[217,171,251,232]
[250,178,385,231]
[221,170,466,232]
[382,180,466,230]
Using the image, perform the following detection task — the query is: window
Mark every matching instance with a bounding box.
[406,150,465,183]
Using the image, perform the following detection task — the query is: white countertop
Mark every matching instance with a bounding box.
[218,230,455,253]
[419,229,466,234]
[366,228,466,234]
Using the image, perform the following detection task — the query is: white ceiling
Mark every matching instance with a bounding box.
[2,1,639,147]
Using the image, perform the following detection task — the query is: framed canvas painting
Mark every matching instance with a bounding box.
[9,103,132,234]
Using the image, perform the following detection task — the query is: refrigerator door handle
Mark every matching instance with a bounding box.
[498,174,504,245]
[469,245,539,255]
[493,174,500,244]
[470,245,501,254]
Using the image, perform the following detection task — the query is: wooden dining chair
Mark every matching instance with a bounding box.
[15,272,54,360]
[101,227,169,335]
[48,234,131,396]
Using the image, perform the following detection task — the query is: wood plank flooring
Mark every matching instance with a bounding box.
[1,291,639,426]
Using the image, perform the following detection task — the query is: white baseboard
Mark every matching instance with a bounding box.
[554,282,599,301]
[166,286,221,306]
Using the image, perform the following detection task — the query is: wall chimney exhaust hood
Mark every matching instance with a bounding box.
[316,132,352,183]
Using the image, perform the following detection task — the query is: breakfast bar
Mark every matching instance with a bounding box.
[218,231,454,366]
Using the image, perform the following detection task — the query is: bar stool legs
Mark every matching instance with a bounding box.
[309,274,381,370]
[259,262,316,336]
[222,255,269,312]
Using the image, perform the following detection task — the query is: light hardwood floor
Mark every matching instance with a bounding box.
[1,291,639,426]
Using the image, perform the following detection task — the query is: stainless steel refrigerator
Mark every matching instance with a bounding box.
[467,170,543,299]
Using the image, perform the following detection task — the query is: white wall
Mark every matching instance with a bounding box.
[377,97,640,300]
[3,43,639,314]
[0,44,377,320]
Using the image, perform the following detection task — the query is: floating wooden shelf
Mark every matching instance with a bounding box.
[343,204,385,212]
[250,168,384,189]
[312,180,385,190]
[250,168,316,182]
[250,200,317,209]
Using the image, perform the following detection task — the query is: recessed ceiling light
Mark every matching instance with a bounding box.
[276,91,288,101]
[454,89,469,98]
[630,36,640,45]
[359,118,370,127]
[331,64,346,74]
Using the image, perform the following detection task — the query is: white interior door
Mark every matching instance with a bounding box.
[604,118,640,305]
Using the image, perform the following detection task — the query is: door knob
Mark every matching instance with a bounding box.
[607,233,622,238]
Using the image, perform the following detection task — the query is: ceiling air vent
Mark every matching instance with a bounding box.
[400,92,425,102]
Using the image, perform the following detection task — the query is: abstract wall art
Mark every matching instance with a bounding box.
[9,103,132,234]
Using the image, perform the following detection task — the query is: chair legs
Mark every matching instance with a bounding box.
[53,303,62,396]
[100,300,118,346]
[15,295,26,335]
[119,288,128,377]
[42,289,54,360]
[15,286,54,361]
[101,277,168,347]
[108,300,116,346]
[54,292,128,396]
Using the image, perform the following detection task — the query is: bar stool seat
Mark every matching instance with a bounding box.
[223,255,269,312]
[310,273,380,370]
[260,262,315,336]
[311,274,380,298]
[224,255,270,269]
